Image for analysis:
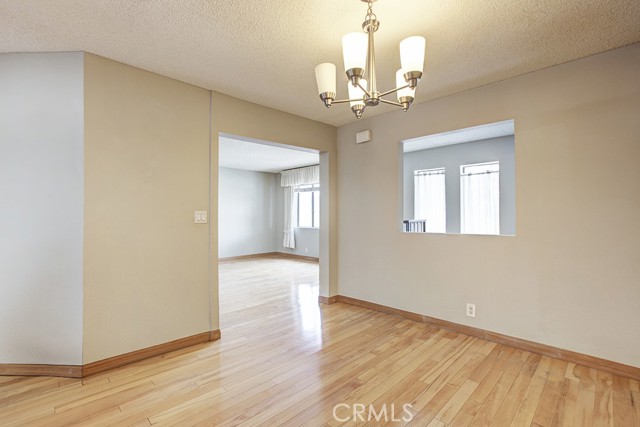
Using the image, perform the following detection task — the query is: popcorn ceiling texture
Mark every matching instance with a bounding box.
[1,0,639,126]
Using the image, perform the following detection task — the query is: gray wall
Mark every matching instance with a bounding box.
[218,167,278,258]
[0,52,84,364]
[276,185,320,258]
[403,136,515,235]
[218,167,320,259]
[337,43,640,367]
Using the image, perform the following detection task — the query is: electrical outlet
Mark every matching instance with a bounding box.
[466,303,476,318]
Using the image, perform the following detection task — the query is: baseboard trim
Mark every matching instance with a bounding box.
[0,364,82,378]
[336,295,640,381]
[82,330,221,377]
[219,252,319,263]
[274,252,319,262]
[318,295,338,304]
[1,330,222,379]
[219,252,280,262]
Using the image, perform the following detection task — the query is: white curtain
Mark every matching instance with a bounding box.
[281,165,319,187]
[461,170,500,235]
[281,165,319,249]
[282,186,296,248]
[414,170,446,233]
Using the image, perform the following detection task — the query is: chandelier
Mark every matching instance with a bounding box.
[314,0,426,119]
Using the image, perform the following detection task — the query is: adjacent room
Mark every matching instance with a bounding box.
[218,135,321,261]
[1,0,639,425]
[217,136,322,334]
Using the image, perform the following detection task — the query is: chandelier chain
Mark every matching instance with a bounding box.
[365,0,377,21]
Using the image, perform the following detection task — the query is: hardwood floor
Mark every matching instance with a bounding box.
[1,257,638,426]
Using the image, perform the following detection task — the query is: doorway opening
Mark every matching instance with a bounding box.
[217,134,323,334]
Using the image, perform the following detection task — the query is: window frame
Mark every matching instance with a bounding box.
[295,183,320,229]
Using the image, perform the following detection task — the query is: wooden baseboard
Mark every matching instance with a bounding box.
[219,252,280,262]
[0,330,222,378]
[0,364,82,378]
[274,252,319,262]
[318,295,338,304]
[82,330,221,377]
[336,295,640,381]
[219,252,319,263]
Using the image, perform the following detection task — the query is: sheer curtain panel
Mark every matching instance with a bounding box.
[280,165,319,249]
[414,169,446,233]
[460,162,500,235]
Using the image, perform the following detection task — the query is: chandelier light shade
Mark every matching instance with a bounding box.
[400,36,426,87]
[315,0,426,118]
[315,63,337,106]
[342,32,368,83]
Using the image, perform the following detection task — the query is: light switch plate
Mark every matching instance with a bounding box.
[194,211,208,224]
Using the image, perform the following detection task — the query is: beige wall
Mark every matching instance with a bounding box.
[81,56,336,363]
[83,54,212,363]
[337,43,640,367]
[210,93,338,330]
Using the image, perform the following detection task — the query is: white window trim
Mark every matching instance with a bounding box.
[295,183,320,229]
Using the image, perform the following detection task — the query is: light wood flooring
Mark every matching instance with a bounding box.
[1,257,638,426]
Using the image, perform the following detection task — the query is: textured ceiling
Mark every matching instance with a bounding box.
[219,136,319,173]
[1,0,639,127]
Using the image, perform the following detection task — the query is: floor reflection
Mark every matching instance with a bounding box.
[295,282,322,337]
[219,257,322,349]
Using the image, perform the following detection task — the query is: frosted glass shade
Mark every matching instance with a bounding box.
[315,63,336,95]
[348,79,367,107]
[342,32,368,72]
[399,36,426,73]
[396,69,415,99]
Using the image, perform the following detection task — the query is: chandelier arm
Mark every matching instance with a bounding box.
[379,98,404,108]
[378,84,410,98]
[332,98,366,105]
[357,81,372,98]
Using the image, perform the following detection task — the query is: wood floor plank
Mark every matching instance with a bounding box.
[572,365,597,427]
[0,257,635,426]
[531,358,569,426]
[467,350,529,427]
[548,368,580,427]
[593,370,615,427]
[611,375,634,427]
[487,353,541,426]
[508,356,552,427]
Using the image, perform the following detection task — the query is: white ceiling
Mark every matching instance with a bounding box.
[1,1,639,127]
[219,136,319,173]
[403,120,515,153]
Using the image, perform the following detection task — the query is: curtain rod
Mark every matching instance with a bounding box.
[281,164,320,173]
[461,170,499,177]
[415,170,445,176]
